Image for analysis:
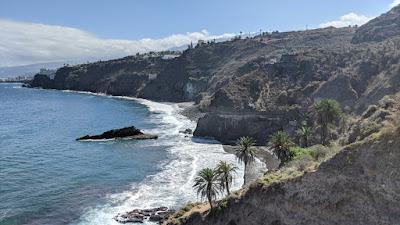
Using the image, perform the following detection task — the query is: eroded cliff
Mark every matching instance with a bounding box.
[164,93,400,225]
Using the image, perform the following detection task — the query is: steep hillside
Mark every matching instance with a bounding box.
[165,93,400,225]
[29,6,400,145]
[352,5,400,43]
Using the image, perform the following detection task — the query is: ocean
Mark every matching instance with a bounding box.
[0,83,243,225]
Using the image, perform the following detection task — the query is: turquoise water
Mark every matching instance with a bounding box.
[0,83,243,225]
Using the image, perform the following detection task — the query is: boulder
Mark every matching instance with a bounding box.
[76,126,158,141]
[114,206,175,224]
[179,128,193,135]
[113,213,144,223]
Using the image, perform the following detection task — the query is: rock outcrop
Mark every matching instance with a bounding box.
[114,207,175,224]
[29,74,54,89]
[76,126,157,141]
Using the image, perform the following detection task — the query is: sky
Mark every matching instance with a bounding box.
[0,0,399,67]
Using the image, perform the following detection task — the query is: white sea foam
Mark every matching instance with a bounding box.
[69,93,244,225]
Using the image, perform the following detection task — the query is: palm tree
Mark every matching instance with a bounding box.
[236,136,256,185]
[269,131,293,167]
[193,168,221,210]
[314,99,342,145]
[216,161,238,196]
[297,122,312,147]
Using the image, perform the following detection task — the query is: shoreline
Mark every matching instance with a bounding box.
[23,85,245,224]
[27,86,275,166]
[28,85,275,173]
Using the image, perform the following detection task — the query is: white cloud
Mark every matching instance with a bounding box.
[0,19,235,67]
[391,0,400,8]
[320,12,373,28]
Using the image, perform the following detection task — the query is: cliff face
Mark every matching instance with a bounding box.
[30,6,400,144]
[178,134,400,225]
[173,93,400,225]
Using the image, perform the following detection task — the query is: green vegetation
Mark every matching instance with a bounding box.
[314,99,342,145]
[269,131,294,167]
[258,144,339,187]
[289,146,315,160]
[236,136,256,184]
[174,202,198,218]
[297,122,312,147]
[216,161,238,195]
[258,167,305,186]
[192,161,238,210]
[186,99,346,221]
[166,202,202,225]
[193,168,221,210]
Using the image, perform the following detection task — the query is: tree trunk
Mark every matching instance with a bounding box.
[225,179,230,195]
[207,193,213,210]
[321,123,327,145]
[243,163,247,186]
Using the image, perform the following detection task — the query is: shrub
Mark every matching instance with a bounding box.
[287,155,316,171]
[308,144,338,161]
[289,147,315,160]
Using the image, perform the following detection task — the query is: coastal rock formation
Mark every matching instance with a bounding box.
[76,126,157,141]
[29,74,54,89]
[164,95,400,225]
[30,6,400,144]
[114,207,175,224]
[194,113,290,145]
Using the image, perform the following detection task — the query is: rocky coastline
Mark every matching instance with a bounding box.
[25,5,400,225]
[28,10,400,145]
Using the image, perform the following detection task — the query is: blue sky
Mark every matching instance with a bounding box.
[0,0,398,66]
[0,0,394,39]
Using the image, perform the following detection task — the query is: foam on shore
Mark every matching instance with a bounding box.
[64,92,244,225]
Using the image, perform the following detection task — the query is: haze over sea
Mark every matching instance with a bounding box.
[0,83,243,225]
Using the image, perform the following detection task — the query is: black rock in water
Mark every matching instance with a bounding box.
[76,126,158,141]
[113,207,175,224]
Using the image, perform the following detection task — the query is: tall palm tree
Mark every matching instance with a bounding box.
[236,136,256,185]
[216,161,238,195]
[193,168,221,210]
[269,131,293,167]
[297,122,312,147]
[314,99,342,145]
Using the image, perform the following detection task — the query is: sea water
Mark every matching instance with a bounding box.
[0,83,243,225]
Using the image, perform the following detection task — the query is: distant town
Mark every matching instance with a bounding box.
[0,68,56,83]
